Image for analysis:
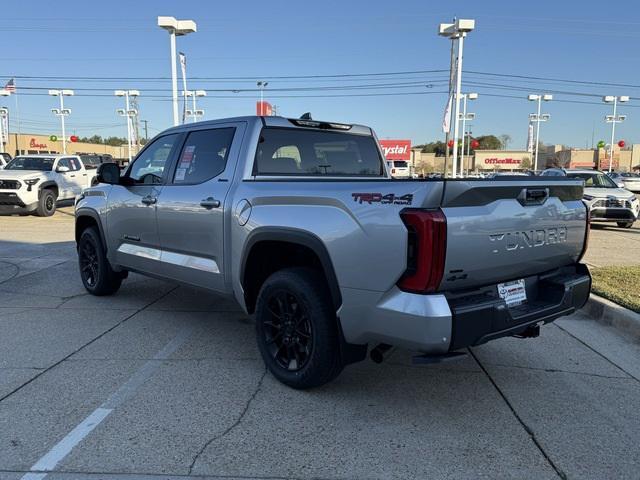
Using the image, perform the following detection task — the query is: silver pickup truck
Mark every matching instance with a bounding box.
[74,116,591,389]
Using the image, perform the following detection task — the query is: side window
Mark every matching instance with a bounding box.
[56,158,71,171]
[173,128,235,184]
[128,134,179,184]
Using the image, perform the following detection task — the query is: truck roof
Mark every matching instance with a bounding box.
[162,115,373,137]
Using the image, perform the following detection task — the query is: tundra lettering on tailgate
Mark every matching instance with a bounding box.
[489,227,568,253]
[352,192,413,205]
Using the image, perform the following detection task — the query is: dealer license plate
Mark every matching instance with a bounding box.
[497,279,527,307]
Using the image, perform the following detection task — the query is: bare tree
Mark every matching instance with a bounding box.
[498,134,512,150]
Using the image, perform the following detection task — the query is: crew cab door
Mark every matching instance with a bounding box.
[105,133,182,275]
[65,157,88,194]
[155,123,244,291]
[53,158,75,199]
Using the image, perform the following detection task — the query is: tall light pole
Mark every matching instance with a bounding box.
[439,19,475,178]
[157,16,196,127]
[115,90,140,163]
[0,89,10,155]
[603,95,629,173]
[459,92,477,177]
[528,93,552,171]
[184,90,206,122]
[49,89,74,154]
[257,81,269,114]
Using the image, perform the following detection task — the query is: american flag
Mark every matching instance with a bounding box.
[4,78,15,93]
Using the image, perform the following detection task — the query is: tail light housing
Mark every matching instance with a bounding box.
[577,202,590,263]
[397,209,447,294]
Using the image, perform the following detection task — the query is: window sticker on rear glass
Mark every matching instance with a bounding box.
[180,145,196,168]
[175,168,187,181]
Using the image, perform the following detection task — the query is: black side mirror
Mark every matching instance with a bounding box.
[96,162,120,185]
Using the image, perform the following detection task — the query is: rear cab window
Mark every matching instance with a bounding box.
[254,128,384,177]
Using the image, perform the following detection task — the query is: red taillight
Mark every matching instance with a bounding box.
[397,209,447,294]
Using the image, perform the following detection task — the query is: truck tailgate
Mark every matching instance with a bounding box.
[438,178,587,291]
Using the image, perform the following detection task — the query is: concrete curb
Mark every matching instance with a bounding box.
[582,293,640,340]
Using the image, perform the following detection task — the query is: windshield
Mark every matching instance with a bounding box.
[5,157,55,171]
[393,161,409,168]
[567,172,618,188]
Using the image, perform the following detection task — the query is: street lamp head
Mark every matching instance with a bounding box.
[528,94,540,101]
[618,114,627,121]
[114,90,126,97]
[455,19,475,32]
[540,113,551,121]
[195,90,206,97]
[116,108,126,115]
[158,16,178,30]
[175,19,196,35]
[542,94,553,101]
[619,95,630,103]
[603,95,615,103]
[61,108,71,115]
[157,16,196,35]
[48,89,60,96]
[51,108,60,114]
[438,22,455,36]
[61,89,74,96]
[129,90,140,97]
[467,92,478,100]
[0,89,10,97]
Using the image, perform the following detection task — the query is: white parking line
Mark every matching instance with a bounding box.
[20,326,194,480]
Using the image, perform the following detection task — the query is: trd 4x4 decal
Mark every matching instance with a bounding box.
[352,193,413,205]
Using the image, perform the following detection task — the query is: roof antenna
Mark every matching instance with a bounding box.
[300,112,312,120]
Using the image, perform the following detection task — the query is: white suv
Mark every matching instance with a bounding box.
[0,154,96,216]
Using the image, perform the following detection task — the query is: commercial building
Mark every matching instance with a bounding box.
[3,133,130,159]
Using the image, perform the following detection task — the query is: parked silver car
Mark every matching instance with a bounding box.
[542,168,639,228]
[607,171,640,192]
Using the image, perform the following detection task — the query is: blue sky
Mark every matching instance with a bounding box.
[3,0,640,149]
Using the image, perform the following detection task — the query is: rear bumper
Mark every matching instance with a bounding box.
[338,264,590,353]
[447,263,591,350]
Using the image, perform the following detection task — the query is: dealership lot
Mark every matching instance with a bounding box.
[1,210,639,479]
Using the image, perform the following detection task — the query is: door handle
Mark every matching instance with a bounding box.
[200,197,221,209]
[141,196,157,205]
[70,174,76,178]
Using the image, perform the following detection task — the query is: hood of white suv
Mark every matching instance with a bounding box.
[583,186,633,199]
[0,170,52,181]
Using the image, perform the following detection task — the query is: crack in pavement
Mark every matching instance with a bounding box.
[482,362,635,380]
[555,323,640,383]
[468,348,568,480]
[187,367,268,476]
[0,284,180,405]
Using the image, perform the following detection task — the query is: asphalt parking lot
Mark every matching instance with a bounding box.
[1,208,640,480]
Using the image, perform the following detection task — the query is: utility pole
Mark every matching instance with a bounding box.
[444,35,455,177]
[142,120,149,143]
[439,19,475,178]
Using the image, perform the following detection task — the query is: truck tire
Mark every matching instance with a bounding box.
[35,189,57,217]
[255,267,343,389]
[617,221,634,228]
[78,226,122,296]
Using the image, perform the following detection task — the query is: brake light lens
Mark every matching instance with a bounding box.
[397,209,447,293]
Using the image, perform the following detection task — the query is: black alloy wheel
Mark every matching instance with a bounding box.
[262,290,313,371]
[79,234,99,288]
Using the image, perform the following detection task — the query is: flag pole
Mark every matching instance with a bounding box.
[13,81,21,155]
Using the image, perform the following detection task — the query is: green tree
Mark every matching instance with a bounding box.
[498,134,512,150]
[475,135,502,150]
[520,157,532,170]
